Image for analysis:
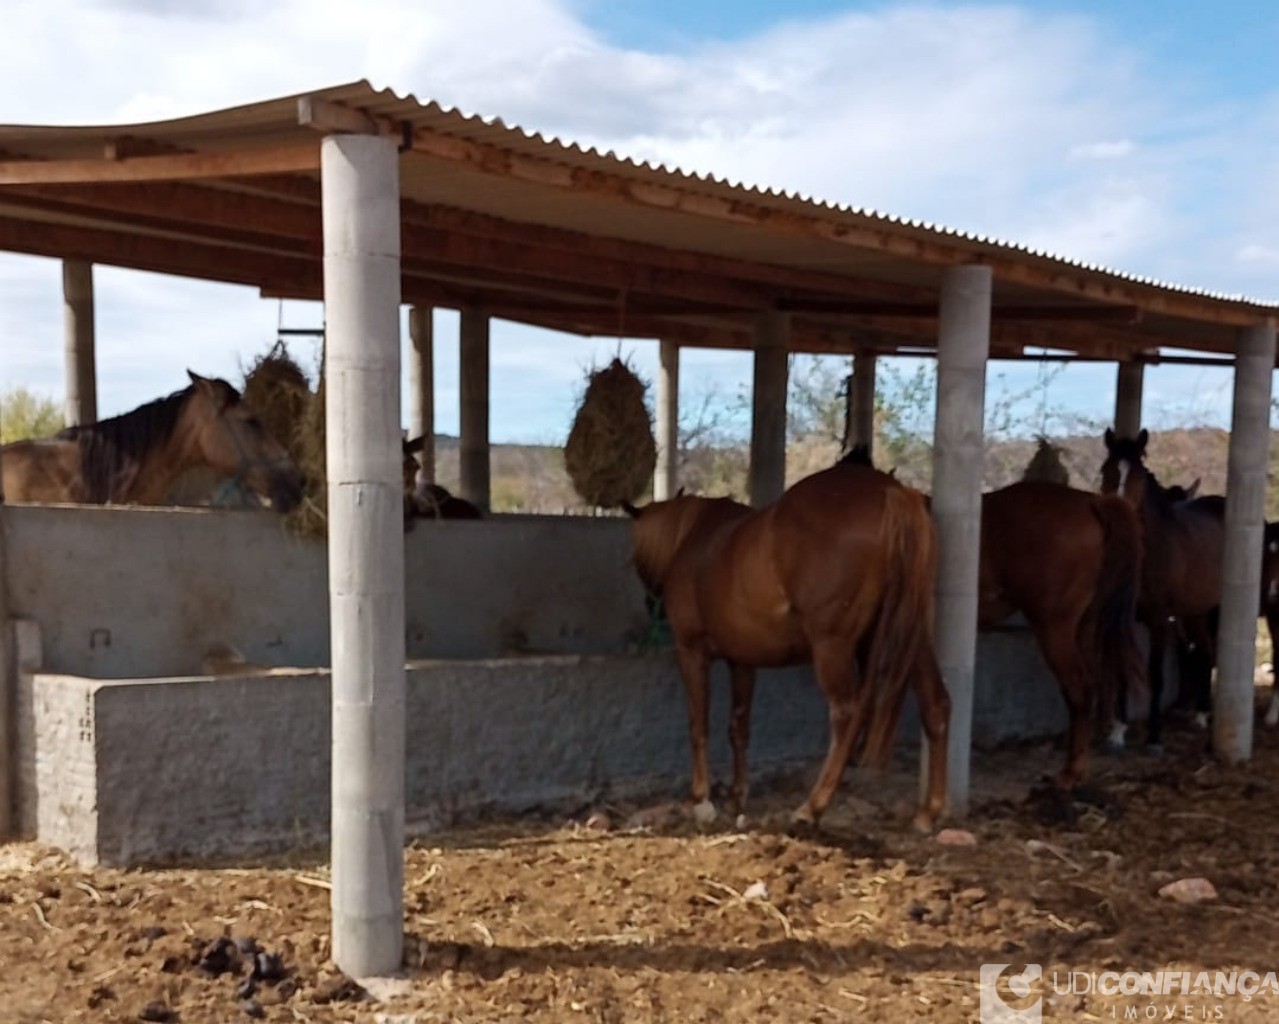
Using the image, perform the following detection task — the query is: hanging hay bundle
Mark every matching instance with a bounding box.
[564,357,657,509]
[288,360,330,538]
[241,341,328,537]
[242,343,311,457]
[1021,434,1070,487]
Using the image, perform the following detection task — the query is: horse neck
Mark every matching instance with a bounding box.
[73,390,192,504]
[635,498,744,591]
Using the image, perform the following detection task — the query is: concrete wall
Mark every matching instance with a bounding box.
[4,506,648,678]
[15,633,1073,866]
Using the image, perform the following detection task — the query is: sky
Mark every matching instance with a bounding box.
[1,0,1277,446]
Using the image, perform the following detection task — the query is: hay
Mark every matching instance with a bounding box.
[564,358,656,509]
[1021,435,1070,487]
[241,341,328,538]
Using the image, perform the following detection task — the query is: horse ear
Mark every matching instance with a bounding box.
[675,486,686,498]
[1136,428,1149,450]
[1103,427,1115,449]
[621,501,642,519]
[1186,477,1200,500]
[403,435,426,455]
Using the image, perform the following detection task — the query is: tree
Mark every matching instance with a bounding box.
[1,387,62,443]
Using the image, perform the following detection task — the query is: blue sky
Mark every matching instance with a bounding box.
[1,0,1276,445]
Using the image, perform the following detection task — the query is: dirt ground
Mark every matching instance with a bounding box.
[5,693,1279,1023]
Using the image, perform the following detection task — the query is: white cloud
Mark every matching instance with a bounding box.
[1,1,1277,439]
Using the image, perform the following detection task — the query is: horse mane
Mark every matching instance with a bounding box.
[56,385,202,502]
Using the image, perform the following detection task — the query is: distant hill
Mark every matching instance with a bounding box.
[420,426,1275,516]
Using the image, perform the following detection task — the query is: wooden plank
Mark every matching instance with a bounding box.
[0,142,320,185]
[298,97,397,137]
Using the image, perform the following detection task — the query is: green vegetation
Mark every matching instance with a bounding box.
[1,386,62,444]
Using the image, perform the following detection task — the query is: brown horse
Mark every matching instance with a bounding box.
[842,444,1146,786]
[1100,428,1224,751]
[1,371,304,512]
[402,436,483,520]
[626,461,950,830]
[979,480,1147,784]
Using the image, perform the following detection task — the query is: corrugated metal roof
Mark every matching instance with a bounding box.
[0,79,1272,360]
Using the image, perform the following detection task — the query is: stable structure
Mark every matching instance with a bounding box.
[0,81,1275,974]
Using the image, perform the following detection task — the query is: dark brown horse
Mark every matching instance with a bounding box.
[979,480,1148,783]
[843,445,1146,787]
[626,461,950,829]
[1100,428,1225,750]
[1,371,304,512]
[401,436,483,520]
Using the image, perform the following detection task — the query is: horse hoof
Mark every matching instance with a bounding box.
[1191,712,1209,730]
[690,799,717,825]
[911,811,936,834]
[1103,738,1126,754]
[1266,710,1279,729]
[1145,743,1165,757]
[734,813,748,831]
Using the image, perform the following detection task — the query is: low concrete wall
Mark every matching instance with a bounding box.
[4,506,648,678]
[16,632,1075,867]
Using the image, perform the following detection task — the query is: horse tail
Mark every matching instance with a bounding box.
[1087,494,1148,726]
[860,481,941,770]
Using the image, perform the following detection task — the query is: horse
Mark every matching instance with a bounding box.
[1100,428,1225,751]
[625,460,950,830]
[401,436,483,520]
[1,371,304,513]
[1262,522,1279,727]
[844,445,1146,786]
[978,479,1148,784]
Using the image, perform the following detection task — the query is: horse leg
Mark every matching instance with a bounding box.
[1266,608,1279,728]
[1145,618,1169,753]
[674,645,716,823]
[727,662,756,817]
[913,652,951,831]
[793,642,869,826]
[1033,622,1094,790]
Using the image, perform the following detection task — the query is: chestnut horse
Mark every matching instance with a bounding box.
[1,371,304,512]
[1100,428,1224,750]
[626,461,950,830]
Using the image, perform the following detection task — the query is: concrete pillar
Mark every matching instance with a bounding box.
[408,306,435,485]
[748,312,789,507]
[458,308,491,511]
[1214,320,1276,763]
[929,265,991,817]
[850,351,877,451]
[63,260,97,426]
[1114,361,1144,439]
[321,133,405,978]
[654,339,680,501]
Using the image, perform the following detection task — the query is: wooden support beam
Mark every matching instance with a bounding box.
[0,142,320,185]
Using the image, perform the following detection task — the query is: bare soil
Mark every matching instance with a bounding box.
[5,693,1279,1023]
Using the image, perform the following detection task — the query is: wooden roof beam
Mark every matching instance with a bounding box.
[0,141,320,185]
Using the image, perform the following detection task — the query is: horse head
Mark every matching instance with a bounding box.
[1100,426,1151,505]
[184,370,305,514]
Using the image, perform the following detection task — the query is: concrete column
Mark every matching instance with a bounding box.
[929,265,991,817]
[63,260,97,426]
[748,312,789,507]
[654,339,680,501]
[1114,361,1144,439]
[850,351,877,451]
[1214,320,1276,763]
[458,307,490,511]
[408,306,435,485]
[321,133,405,978]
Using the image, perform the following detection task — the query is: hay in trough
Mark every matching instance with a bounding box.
[1021,434,1070,487]
[564,357,657,509]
